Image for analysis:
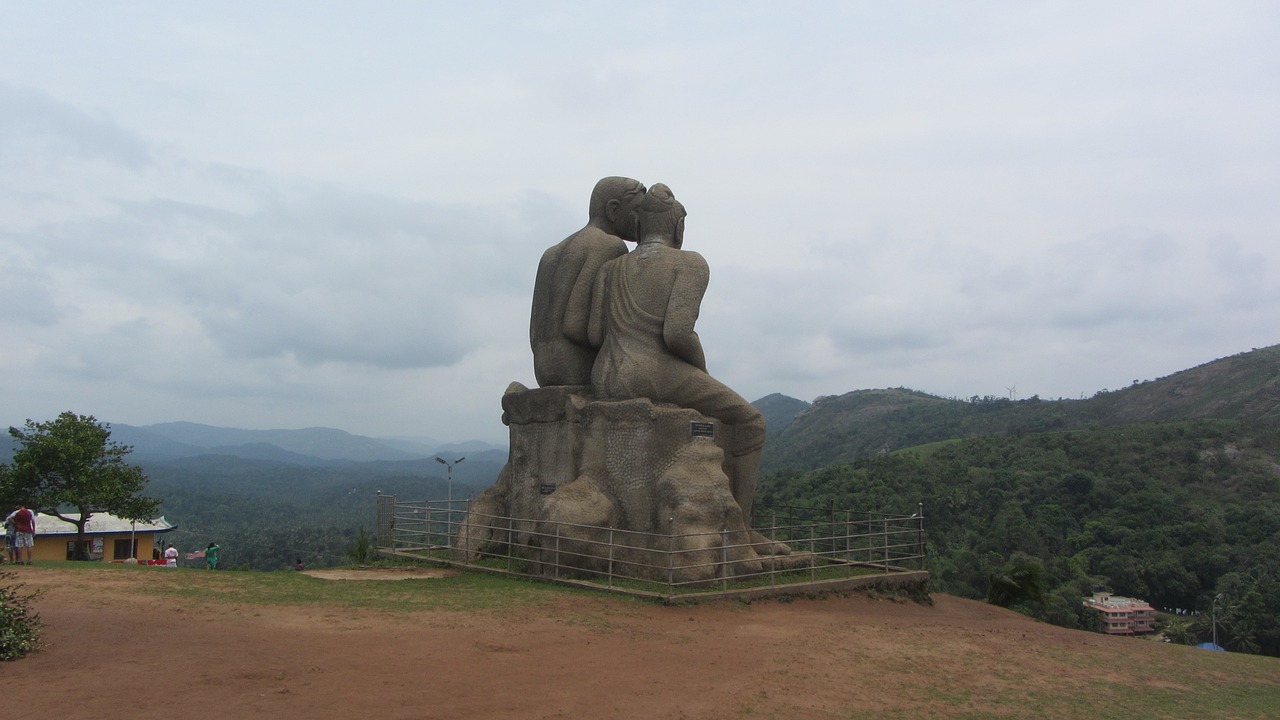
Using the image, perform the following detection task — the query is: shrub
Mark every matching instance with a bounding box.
[0,570,42,660]
[347,527,374,565]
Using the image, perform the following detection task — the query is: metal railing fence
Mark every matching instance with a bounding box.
[374,492,925,598]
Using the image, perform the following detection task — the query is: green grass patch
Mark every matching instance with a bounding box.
[30,560,591,612]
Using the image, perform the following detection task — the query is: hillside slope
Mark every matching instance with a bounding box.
[1089,344,1280,423]
[763,344,1280,471]
[752,392,812,437]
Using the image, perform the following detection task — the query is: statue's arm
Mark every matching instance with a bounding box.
[564,251,614,347]
[529,252,554,345]
[587,265,608,349]
[663,253,710,371]
[563,270,594,347]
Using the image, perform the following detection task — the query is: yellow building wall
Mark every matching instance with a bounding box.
[29,533,163,563]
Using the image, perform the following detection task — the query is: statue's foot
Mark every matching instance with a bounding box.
[750,529,792,556]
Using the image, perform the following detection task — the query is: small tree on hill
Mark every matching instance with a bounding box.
[4,412,159,560]
[988,557,1046,610]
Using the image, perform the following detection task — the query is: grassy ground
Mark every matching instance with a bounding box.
[29,558,601,612]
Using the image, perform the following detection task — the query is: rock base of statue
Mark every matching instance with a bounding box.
[456,383,791,584]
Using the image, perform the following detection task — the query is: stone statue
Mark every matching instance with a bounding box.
[461,178,791,584]
[588,183,766,518]
[530,176,646,387]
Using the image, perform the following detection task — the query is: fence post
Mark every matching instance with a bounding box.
[721,529,728,591]
[667,517,674,592]
[917,502,925,570]
[809,521,816,582]
[867,512,874,564]
[555,522,561,579]
[376,492,389,550]
[829,499,836,556]
[608,527,615,589]
[507,515,515,572]
[882,516,890,570]
[845,510,851,561]
[771,511,779,586]
[429,501,436,551]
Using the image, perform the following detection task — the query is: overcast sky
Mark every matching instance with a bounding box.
[2,2,1277,445]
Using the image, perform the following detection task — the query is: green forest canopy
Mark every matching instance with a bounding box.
[757,418,1280,656]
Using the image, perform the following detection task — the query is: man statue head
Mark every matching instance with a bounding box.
[588,176,646,242]
[636,183,687,248]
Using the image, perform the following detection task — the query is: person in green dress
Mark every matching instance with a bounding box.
[205,542,221,570]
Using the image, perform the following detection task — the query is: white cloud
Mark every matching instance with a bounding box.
[1,2,1277,442]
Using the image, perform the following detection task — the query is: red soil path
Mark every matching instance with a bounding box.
[4,566,1272,719]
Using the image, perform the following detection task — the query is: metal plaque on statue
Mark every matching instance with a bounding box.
[690,421,715,438]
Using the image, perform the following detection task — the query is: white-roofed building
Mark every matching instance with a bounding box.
[27,512,177,563]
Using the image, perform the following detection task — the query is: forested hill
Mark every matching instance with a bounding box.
[140,453,503,570]
[753,344,1280,657]
[761,344,1280,472]
[0,421,509,572]
[757,418,1280,656]
[753,393,812,437]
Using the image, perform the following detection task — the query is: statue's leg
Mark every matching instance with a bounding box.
[726,444,791,557]
[727,446,759,520]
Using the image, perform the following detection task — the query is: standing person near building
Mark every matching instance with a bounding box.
[5,506,36,565]
[4,512,15,564]
[205,542,221,570]
[164,544,179,568]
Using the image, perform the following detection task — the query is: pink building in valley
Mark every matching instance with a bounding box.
[1084,591,1156,635]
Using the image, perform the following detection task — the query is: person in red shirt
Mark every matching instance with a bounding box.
[6,506,36,565]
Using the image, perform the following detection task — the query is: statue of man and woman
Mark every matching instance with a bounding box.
[529,177,766,518]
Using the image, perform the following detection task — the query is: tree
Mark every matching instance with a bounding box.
[987,556,1046,609]
[4,412,159,560]
[0,463,17,514]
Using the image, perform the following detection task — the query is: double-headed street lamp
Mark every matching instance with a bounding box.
[435,455,465,506]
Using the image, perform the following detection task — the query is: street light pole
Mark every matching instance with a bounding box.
[1212,593,1223,649]
[435,455,466,506]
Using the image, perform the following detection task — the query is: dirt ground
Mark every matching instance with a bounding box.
[3,566,1271,719]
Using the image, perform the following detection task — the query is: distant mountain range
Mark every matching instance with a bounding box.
[4,343,1277,593]
[42,421,507,465]
[759,343,1280,472]
[5,345,1275,475]
[0,420,509,494]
